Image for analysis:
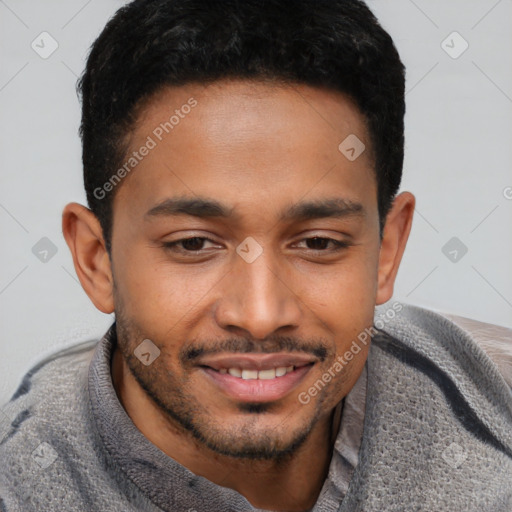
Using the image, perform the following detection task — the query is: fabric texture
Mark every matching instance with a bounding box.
[437,311,512,386]
[0,303,511,511]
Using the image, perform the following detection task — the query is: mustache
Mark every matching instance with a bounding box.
[180,336,330,365]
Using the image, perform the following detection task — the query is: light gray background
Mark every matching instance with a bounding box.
[1,0,511,405]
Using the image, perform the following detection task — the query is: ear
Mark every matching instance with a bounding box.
[62,202,114,313]
[376,191,415,305]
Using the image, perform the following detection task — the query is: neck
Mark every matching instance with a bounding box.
[112,346,342,511]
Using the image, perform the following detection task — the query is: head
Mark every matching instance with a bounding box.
[63,0,414,461]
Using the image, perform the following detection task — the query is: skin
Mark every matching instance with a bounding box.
[62,79,415,511]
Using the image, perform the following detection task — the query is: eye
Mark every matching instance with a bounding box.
[295,236,351,252]
[163,236,220,253]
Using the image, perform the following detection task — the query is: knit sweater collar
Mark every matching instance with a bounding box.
[87,323,366,512]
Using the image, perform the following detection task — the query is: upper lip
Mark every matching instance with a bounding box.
[197,353,317,371]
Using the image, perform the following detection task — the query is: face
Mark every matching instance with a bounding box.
[73,79,405,461]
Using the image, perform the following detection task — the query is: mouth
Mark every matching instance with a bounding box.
[197,353,316,402]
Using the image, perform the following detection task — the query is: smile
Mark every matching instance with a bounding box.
[216,364,307,380]
[196,354,316,402]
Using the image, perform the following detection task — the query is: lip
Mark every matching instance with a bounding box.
[200,362,314,402]
[196,353,317,371]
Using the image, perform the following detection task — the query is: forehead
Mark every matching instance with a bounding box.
[112,79,376,224]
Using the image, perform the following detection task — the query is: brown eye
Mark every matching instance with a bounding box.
[305,237,331,250]
[298,237,350,251]
[162,236,221,256]
[180,237,206,251]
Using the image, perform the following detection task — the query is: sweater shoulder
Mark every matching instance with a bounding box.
[0,340,100,508]
[436,311,512,387]
[2,339,98,411]
[0,339,99,466]
[373,302,512,453]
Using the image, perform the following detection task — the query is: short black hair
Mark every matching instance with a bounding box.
[77,0,406,254]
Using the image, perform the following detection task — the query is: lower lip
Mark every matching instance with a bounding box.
[201,365,313,402]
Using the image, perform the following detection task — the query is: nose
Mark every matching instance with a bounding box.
[213,248,303,340]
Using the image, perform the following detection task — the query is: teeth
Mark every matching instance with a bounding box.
[228,368,242,377]
[221,366,296,379]
[241,369,258,380]
[275,367,287,377]
[258,368,276,380]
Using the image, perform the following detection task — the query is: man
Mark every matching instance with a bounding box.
[1,0,511,510]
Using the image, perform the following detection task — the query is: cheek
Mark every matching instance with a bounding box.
[295,251,379,325]
[294,254,377,382]
[114,247,224,331]
[114,235,379,338]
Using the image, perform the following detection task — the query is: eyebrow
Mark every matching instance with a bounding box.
[280,197,365,222]
[145,196,365,222]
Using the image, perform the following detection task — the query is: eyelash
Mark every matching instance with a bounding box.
[162,236,351,255]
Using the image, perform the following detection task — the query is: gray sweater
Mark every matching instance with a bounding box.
[1,303,511,511]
